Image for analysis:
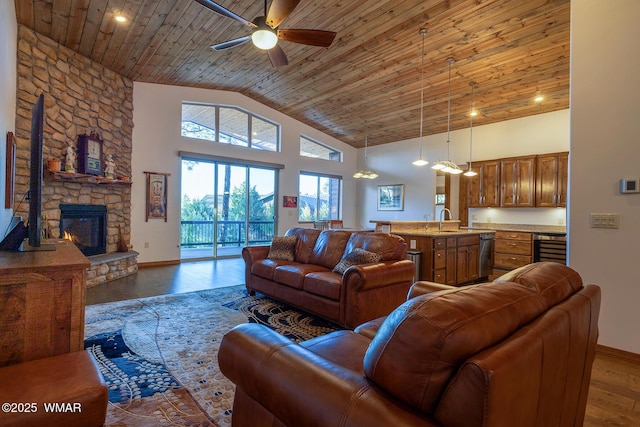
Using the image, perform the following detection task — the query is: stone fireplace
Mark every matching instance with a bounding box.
[59,204,107,256]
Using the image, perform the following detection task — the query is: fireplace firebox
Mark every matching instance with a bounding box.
[59,204,107,256]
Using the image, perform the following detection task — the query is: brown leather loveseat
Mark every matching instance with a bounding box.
[242,227,415,328]
[220,262,601,426]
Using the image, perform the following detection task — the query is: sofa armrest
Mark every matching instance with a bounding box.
[342,259,415,328]
[219,323,436,427]
[242,246,270,291]
[408,281,457,299]
[242,245,270,263]
[344,259,415,291]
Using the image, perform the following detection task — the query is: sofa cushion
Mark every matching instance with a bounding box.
[333,248,382,274]
[252,258,295,280]
[308,230,352,269]
[304,271,343,300]
[267,236,298,261]
[274,264,330,289]
[362,263,581,414]
[344,232,407,261]
[285,228,321,264]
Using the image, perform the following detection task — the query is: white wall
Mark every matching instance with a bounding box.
[0,2,17,235]
[571,0,640,354]
[131,83,357,263]
[357,109,570,228]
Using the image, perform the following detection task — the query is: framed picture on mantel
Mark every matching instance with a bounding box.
[377,184,404,211]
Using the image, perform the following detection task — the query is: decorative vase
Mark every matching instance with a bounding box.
[117,225,128,252]
[47,158,60,171]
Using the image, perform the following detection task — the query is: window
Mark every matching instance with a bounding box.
[181,103,279,151]
[298,172,342,221]
[300,135,342,161]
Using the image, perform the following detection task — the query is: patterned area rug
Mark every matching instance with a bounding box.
[84,285,342,427]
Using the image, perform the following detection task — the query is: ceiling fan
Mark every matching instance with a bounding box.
[195,0,337,67]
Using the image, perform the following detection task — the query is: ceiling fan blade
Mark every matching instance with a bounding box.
[266,0,301,29]
[211,36,251,51]
[267,45,288,67]
[194,0,257,28]
[277,29,337,47]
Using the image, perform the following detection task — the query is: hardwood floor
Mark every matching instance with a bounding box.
[585,347,640,426]
[86,259,640,425]
[85,257,245,305]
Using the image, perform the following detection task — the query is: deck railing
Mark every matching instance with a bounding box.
[180,220,274,248]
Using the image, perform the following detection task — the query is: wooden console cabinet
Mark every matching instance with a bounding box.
[0,240,89,367]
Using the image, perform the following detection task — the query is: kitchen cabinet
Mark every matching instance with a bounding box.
[493,231,533,276]
[456,235,480,284]
[399,233,480,286]
[536,152,568,207]
[501,156,536,207]
[468,160,501,207]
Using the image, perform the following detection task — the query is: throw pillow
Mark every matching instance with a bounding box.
[267,236,298,261]
[333,248,382,274]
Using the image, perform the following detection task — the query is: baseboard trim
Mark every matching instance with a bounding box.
[596,344,640,365]
[138,260,180,268]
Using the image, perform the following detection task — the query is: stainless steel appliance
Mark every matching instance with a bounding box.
[533,233,567,264]
[479,233,494,278]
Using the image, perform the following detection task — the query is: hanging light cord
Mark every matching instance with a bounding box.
[418,30,426,157]
[446,58,453,161]
[469,82,475,167]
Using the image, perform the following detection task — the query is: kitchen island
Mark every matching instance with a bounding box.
[370,220,495,286]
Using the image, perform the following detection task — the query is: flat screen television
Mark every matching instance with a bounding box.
[20,94,55,251]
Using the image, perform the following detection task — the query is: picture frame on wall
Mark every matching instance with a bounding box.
[145,171,169,222]
[377,184,404,211]
[283,195,298,208]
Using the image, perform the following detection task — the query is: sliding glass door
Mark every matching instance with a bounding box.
[181,159,276,259]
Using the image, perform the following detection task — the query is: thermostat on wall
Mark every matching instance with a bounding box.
[620,178,640,194]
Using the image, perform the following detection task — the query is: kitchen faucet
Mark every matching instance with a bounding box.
[439,208,452,231]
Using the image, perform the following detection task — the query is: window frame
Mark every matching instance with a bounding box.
[181,102,281,152]
[299,134,342,162]
[298,171,342,222]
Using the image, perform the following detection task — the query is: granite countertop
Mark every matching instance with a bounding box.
[469,222,566,234]
[394,229,494,237]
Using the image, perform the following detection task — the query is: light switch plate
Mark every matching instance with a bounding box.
[590,213,620,229]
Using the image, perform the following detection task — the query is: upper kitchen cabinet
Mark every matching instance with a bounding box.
[468,160,501,207]
[536,152,568,207]
[501,156,536,207]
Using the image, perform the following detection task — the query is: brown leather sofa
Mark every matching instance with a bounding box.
[220,262,601,427]
[242,227,415,328]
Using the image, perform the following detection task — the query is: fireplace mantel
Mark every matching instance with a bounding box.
[45,170,132,186]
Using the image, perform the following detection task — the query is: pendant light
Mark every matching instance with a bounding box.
[353,122,378,179]
[412,29,429,166]
[432,58,463,174]
[464,81,478,177]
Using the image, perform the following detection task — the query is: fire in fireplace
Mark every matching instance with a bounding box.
[59,204,107,256]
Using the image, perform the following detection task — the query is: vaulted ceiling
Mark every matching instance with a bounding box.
[14,0,570,148]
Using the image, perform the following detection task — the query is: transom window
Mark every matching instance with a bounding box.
[300,135,342,161]
[181,103,280,152]
[298,172,342,222]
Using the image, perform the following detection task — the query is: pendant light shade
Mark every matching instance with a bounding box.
[464,81,478,177]
[432,58,463,174]
[353,123,378,179]
[413,29,429,167]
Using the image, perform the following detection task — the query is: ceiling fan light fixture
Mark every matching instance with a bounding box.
[252,28,278,50]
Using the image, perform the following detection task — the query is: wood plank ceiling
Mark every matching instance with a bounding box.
[14,0,570,149]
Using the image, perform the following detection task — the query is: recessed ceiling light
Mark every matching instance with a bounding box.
[114,15,127,23]
[470,110,478,117]
[534,95,544,102]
